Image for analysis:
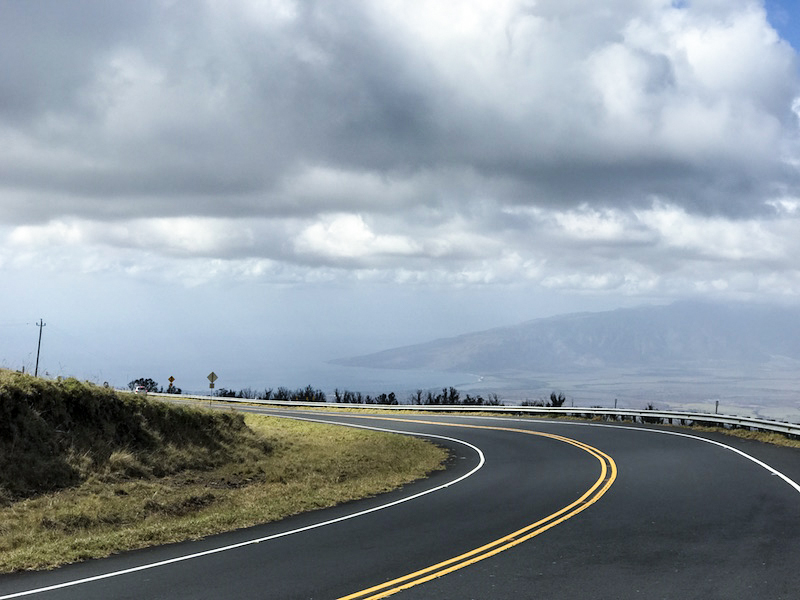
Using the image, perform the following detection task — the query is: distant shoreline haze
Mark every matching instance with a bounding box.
[327,301,800,421]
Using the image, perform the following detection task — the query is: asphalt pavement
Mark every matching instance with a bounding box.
[1,408,798,599]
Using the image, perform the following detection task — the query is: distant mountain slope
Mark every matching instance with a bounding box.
[331,302,800,373]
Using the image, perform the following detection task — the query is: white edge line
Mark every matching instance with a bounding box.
[468,414,800,495]
[0,417,485,600]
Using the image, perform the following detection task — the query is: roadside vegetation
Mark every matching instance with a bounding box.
[210,384,503,406]
[686,425,800,448]
[128,377,181,394]
[521,392,567,407]
[0,371,447,573]
[204,380,799,448]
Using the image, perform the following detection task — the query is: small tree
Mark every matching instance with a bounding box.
[375,392,398,405]
[447,387,460,405]
[486,393,501,406]
[521,399,545,407]
[128,378,159,392]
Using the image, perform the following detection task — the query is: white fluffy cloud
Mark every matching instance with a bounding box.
[295,214,421,261]
[1,0,800,302]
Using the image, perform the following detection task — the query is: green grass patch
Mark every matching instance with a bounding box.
[0,372,447,573]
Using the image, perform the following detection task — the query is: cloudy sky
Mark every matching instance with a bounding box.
[2,0,800,391]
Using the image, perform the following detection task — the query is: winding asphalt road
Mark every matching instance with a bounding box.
[1,407,799,599]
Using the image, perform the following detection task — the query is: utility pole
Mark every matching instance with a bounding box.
[34,319,46,377]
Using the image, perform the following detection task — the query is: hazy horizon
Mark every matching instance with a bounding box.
[3,1,800,407]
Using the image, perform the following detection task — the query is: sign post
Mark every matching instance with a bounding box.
[207,372,218,403]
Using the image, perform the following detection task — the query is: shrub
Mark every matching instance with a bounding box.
[0,371,269,502]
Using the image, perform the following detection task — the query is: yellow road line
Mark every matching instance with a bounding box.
[334,415,617,600]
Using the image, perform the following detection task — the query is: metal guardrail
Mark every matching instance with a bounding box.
[148,392,800,437]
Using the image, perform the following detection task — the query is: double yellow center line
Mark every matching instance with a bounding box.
[336,416,618,599]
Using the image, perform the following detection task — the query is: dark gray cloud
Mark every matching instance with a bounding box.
[2,0,798,221]
[0,1,155,121]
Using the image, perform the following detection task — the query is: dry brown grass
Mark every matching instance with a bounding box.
[0,415,446,573]
[218,402,800,449]
[685,425,800,448]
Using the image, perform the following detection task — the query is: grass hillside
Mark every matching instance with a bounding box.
[0,370,447,572]
[0,370,268,504]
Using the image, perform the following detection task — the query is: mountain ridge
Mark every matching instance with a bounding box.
[331,301,800,374]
